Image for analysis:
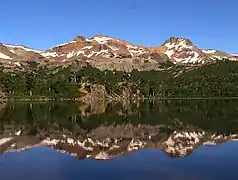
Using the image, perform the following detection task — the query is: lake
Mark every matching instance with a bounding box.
[0,100,238,180]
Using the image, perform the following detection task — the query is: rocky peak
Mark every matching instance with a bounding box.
[74,36,86,42]
[163,37,193,47]
[156,37,212,64]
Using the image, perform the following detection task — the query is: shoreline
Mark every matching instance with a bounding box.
[5,96,238,102]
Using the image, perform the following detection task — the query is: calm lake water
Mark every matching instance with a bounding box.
[0,100,238,180]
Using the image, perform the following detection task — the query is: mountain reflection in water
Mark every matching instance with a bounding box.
[0,100,238,179]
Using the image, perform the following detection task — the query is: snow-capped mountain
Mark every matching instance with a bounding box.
[0,35,237,71]
[151,37,209,64]
[151,37,238,65]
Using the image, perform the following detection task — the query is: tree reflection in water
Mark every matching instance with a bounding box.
[0,99,238,159]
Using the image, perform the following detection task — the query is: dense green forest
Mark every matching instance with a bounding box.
[0,62,80,99]
[0,59,238,99]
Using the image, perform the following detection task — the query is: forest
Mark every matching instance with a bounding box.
[0,59,238,99]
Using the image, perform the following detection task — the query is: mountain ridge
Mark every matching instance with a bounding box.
[2,35,236,54]
[1,35,238,71]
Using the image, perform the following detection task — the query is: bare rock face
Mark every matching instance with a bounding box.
[89,84,107,101]
[164,37,193,47]
[74,36,86,42]
[80,84,108,108]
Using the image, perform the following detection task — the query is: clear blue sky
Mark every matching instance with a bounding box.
[1,0,237,53]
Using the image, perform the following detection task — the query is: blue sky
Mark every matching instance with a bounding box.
[1,0,237,53]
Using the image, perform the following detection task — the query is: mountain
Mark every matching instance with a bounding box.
[151,37,238,65]
[1,35,237,71]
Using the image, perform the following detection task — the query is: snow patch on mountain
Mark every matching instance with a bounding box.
[54,41,77,48]
[76,50,86,56]
[126,45,147,56]
[41,52,59,58]
[88,49,109,58]
[180,52,201,64]
[4,44,43,54]
[81,46,93,50]
[202,49,217,54]
[107,45,119,51]
[67,51,75,58]
[92,36,112,44]
[9,50,15,53]
[0,52,12,60]
[14,62,21,67]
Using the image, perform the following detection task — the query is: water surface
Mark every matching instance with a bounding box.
[0,100,238,180]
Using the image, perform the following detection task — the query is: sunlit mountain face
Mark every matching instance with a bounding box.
[1,99,238,160]
[1,35,238,72]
